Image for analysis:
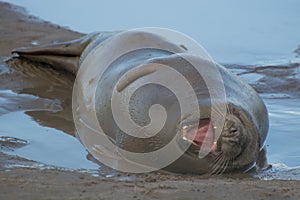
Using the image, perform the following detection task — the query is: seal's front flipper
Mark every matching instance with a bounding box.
[12,32,100,74]
[256,147,272,171]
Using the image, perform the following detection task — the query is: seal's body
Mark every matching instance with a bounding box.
[12,31,270,174]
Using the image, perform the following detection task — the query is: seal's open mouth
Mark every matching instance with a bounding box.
[182,119,217,152]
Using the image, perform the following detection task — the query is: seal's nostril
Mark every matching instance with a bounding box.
[228,139,238,145]
[222,136,239,145]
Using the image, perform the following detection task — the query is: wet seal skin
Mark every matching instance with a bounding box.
[11,31,270,174]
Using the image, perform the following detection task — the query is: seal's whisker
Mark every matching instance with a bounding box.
[211,152,222,166]
[221,159,230,174]
[211,154,226,174]
[214,155,231,175]
[210,153,223,174]
[210,158,221,174]
[210,163,220,174]
[215,157,226,174]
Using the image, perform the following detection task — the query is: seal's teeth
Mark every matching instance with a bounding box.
[182,136,189,141]
[182,125,189,130]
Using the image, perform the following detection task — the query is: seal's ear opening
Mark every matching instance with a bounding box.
[182,119,216,152]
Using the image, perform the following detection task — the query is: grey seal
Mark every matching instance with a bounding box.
[12,31,270,174]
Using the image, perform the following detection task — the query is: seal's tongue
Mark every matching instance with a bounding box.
[183,119,216,152]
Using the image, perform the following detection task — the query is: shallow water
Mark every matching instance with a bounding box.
[0,110,97,170]
[1,0,300,179]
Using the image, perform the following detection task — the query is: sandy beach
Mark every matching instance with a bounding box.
[1,2,300,199]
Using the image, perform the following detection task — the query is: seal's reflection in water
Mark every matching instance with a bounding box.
[6,58,75,135]
[0,58,97,170]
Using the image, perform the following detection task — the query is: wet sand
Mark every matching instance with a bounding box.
[1,2,300,199]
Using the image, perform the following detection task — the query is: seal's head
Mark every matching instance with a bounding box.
[180,105,261,174]
[212,112,260,174]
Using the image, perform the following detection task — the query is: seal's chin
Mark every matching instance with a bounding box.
[182,119,217,152]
